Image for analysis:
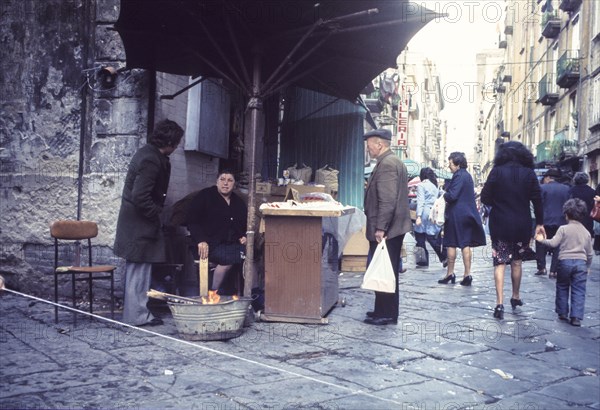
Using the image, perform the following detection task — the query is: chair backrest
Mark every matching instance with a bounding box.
[50,220,98,240]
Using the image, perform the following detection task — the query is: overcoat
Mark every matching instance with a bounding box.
[481,161,543,243]
[443,168,486,248]
[364,150,412,241]
[541,181,570,226]
[114,144,171,263]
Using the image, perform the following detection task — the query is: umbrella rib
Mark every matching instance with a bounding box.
[261,19,325,93]
[262,8,380,95]
[192,13,248,93]
[265,56,332,98]
[225,15,251,92]
[261,34,332,97]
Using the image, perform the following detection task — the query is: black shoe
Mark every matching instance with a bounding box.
[460,275,473,286]
[535,269,547,276]
[138,317,163,327]
[493,304,504,320]
[570,318,581,327]
[363,317,397,325]
[510,298,523,310]
[438,274,455,284]
[416,263,429,268]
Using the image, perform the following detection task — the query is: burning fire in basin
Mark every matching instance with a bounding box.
[147,289,252,341]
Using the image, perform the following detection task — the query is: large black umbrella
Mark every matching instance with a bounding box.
[114,0,436,295]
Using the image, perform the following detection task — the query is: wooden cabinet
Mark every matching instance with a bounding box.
[260,207,354,324]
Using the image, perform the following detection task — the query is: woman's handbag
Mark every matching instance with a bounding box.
[360,239,396,293]
[590,201,600,223]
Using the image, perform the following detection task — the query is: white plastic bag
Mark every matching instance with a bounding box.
[429,194,446,226]
[360,239,395,293]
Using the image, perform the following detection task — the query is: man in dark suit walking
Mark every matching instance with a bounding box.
[363,129,412,325]
[536,168,570,277]
[114,119,184,326]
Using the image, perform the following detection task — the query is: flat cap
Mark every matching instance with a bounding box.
[543,168,561,178]
[364,128,392,141]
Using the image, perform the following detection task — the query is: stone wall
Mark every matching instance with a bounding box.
[0,0,220,302]
[0,0,145,299]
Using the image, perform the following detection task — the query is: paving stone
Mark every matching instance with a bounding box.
[401,357,534,398]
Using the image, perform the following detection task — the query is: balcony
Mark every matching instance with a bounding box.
[538,74,559,105]
[556,50,580,88]
[504,25,513,35]
[541,10,560,38]
[536,141,552,162]
[499,39,507,49]
[502,74,512,83]
[559,0,582,12]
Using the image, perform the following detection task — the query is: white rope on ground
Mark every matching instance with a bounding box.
[2,288,406,407]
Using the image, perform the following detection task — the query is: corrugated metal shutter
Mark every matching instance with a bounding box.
[279,88,366,208]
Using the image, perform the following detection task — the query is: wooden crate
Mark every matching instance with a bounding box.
[341,255,367,272]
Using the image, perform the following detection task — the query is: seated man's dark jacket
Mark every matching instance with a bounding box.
[186,186,247,249]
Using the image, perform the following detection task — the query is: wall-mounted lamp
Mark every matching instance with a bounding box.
[97,66,118,88]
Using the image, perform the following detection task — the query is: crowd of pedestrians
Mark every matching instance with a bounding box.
[375,138,598,326]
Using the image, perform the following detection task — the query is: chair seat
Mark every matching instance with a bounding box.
[56,265,116,273]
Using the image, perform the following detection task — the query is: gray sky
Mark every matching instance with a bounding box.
[407,0,504,152]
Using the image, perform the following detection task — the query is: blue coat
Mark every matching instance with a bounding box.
[414,180,441,236]
[443,168,486,248]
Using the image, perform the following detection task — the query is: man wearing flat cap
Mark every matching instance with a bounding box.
[363,128,412,325]
[536,168,570,277]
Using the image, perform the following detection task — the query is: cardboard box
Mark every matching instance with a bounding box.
[343,226,369,256]
[284,184,325,201]
[341,255,367,272]
[256,182,272,195]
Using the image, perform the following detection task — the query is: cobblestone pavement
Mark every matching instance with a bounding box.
[1,241,599,410]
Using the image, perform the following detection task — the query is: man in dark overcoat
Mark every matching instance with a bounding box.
[536,168,570,277]
[363,129,412,325]
[114,119,184,326]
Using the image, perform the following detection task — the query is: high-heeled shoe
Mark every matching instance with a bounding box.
[493,304,504,319]
[510,298,523,309]
[438,274,455,284]
[459,275,473,286]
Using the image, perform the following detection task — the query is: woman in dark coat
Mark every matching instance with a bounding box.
[438,152,486,286]
[481,141,544,320]
[569,172,596,236]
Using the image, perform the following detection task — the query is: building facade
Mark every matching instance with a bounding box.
[478,0,600,186]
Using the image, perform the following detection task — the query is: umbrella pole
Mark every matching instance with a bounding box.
[243,53,263,297]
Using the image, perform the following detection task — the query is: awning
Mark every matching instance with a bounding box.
[114,0,438,101]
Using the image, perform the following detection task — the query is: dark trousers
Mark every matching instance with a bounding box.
[367,234,404,320]
[414,232,447,265]
[536,225,559,273]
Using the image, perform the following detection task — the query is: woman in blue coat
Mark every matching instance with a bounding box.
[438,152,486,286]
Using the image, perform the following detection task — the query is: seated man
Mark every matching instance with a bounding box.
[186,170,247,293]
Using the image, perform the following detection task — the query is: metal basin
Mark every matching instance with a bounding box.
[167,297,252,341]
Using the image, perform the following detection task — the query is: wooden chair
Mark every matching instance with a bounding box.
[50,220,116,323]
